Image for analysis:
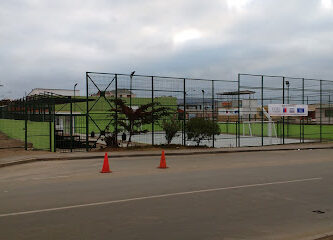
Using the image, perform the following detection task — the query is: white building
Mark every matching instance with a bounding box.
[28,88,80,97]
[216,91,259,121]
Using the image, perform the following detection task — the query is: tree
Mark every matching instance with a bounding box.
[110,99,171,147]
[186,117,220,146]
[162,118,181,145]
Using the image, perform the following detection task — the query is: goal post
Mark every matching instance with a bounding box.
[242,120,278,142]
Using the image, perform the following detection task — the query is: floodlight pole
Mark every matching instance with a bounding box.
[286,81,290,104]
[74,83,78,113]
[130,71,135,109]
[74,83,78,98]
[202,90,205,118]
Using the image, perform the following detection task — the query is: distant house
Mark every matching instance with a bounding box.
[177,97,214,119]
[315,104,333,124]
[0,99,10,106]
[28,88,80,97]
[92,89,136,98]
[216,90,258,122]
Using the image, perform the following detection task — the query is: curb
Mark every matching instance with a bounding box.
[0,158,40,168]
[1,145,333,169]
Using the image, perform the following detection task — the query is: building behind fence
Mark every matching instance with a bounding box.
[1,72,333,152]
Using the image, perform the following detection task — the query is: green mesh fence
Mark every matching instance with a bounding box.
[0,119,54,151]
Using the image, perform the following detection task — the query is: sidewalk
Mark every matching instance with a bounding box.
[1,142,333,168]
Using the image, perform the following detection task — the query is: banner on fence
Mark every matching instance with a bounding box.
[268,104,308,116]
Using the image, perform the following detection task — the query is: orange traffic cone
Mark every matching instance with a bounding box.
[100,153,111,173]
[158,150,168,169]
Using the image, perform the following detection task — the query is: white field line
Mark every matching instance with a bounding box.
[0,177,322,218]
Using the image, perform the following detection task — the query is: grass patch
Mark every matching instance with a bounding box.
[218,122,333,140]
[0,119,53,150]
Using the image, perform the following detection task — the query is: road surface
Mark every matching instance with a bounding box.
[0,149,333,239]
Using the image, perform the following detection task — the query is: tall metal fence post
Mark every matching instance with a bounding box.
[212,80,215,148]
[70,96,73,152]
[237,74,240,147]
[24,97,28,150]
[329,95,331,125]
[302,78,305,143]
[86,72,89,152]
[282,77,285,144]
[151,76,154,145]
[183,78,186,146]
[52,93,56,152]
[261,75,264,146]
[320,80,322,142]
[49,103,52,152]
[115,74,118,143]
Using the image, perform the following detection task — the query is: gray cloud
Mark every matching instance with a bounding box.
[1,0,333,98]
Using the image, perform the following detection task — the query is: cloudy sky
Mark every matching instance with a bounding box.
[1,0,333,98]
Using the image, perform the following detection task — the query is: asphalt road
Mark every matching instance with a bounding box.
[0,149,333,240]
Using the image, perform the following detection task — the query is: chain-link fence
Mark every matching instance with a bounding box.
[0,94,88,152]
[0,95,53,151]
[86,72,239,148]
[237,74,333,147]
[1,72,332,151]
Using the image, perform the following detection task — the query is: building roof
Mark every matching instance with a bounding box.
[106,89,133,94]
[217,90,255,96]
[25,93,88,105]
[28,88,80,97]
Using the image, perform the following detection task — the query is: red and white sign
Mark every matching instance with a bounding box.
[268,104,308,116]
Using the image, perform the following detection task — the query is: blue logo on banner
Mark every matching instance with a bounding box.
[297,108,305,113]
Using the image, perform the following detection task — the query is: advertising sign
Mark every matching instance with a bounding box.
[268,104,308,116]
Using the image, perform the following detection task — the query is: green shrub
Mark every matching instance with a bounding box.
[186,118,220,146]
[162,119,182,144]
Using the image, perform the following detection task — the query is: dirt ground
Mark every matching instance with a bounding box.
[0,132,31,149]
[0,132,49,159]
